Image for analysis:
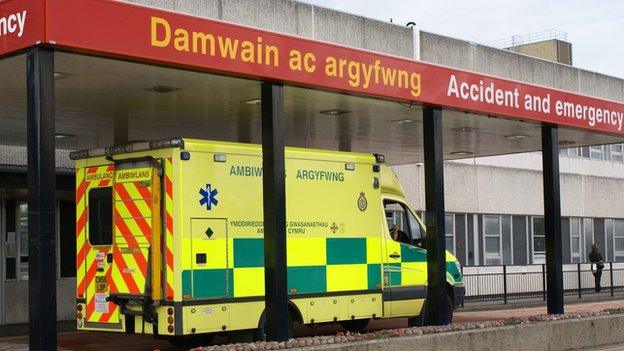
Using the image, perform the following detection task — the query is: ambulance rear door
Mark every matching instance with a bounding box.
[109,159,163,302]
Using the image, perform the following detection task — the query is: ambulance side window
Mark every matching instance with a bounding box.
[384,200,424,246]
[88,187,113,246]
[407,210,423,242]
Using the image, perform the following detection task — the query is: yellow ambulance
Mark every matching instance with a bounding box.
[72,138,464,345]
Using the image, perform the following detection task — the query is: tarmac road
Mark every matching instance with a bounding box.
[1,298,623,351]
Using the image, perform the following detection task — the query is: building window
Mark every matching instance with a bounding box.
[483,215,501,265]
[532,217,545,264]
[614,220,624,262]
[581,146,590,158]
[583,218,594,263]
[445,213,455,255]
[501,215,512,265]
[611,144,624,162]
[4,199,17,280]
[570,218,582,263]
[59,201,76,278]
[590,145,604,160]
[606,219,614,262]
[18,202,29,280]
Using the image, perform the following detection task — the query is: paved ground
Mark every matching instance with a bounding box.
[1,298,623,351]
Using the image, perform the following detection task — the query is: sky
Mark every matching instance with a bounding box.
[305,0,624,79]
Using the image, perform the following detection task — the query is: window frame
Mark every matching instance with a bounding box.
[383,198,424,247]
[531,216,546,264]
[445,213,455,256]
[482,214,502,265]
[583,218,594,263]
[610,143,624,162]
[570,217,582,263]
[614,219,624,262]
[87,187,114,248]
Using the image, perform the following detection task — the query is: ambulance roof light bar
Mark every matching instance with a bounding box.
[70,137,184,160]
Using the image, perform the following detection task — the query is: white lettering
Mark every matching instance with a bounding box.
[0,11,26,38]
[16,11,27,38]
[447,74,459,97]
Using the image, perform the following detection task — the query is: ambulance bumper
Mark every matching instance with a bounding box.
[453,284,465,309]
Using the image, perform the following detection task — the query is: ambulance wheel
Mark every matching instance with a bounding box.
[408,301,428,327]
[253,312,294,341]
[445,294,454,323]
[339,318,369,333]
[168,334,215,349]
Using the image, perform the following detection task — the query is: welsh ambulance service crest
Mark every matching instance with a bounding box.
[357,192,367,211]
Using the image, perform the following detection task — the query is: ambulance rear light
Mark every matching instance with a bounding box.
[70,138,184,160]
[374,154,386,163]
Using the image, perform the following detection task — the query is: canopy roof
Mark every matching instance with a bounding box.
[0,0,622,164]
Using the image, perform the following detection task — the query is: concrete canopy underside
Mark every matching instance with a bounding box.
[0,51,622,164]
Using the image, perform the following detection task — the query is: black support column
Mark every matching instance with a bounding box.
[541,125,564,314]
[261,82,290,341]
[27,47,57,350]
[423,107,449,325]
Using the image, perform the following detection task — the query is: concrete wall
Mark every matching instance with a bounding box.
[124,0,414,58]
[293,314,624,351]
[3,279,75,324]
[394,159,624,218]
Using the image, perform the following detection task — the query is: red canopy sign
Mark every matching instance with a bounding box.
[0,0,43,57]
[2,0,624,136]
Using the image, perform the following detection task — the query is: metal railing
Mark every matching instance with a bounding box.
[461,262,624,306]
[484,29,568,49]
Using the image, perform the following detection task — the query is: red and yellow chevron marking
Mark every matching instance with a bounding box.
[76,165,114,299]
[75,164,120,323]
[110,178,153,295]
[164,158,175,300]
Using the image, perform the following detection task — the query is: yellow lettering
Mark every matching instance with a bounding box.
[174,28,189,52]
[265,45,279,67]
[303,52,316,73]
[192,31,215,55]
[218,37,239,59]
[348,61,360,87]
[241,40,255,63]
[381,67,396,86]
[338,59,347,78]
[397,70,408,88]
[151,17,171,48]
[410,72,421,97]
[289,49,302,71]
[325,56,337,77]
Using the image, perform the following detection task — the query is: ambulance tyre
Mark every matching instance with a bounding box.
[339,318,370,333]
[407,293,453,327]
[168,334,215,349]
[253,311,294,341]
[408,300,428,327]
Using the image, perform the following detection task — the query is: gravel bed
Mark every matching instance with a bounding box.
[191,308,624,351]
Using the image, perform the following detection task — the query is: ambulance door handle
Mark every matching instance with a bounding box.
[389,253,400,259]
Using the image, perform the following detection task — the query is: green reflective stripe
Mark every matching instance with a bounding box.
[183,269,233,299]
[288,266,327,294]
[384,263,401,286]
[446,261,463,283]
[367,263,381,290]
[182,270,192,296]
[233,238,264,267]
[400,243,426,262]
[326,238,367,264]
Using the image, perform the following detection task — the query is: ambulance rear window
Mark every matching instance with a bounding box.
[88,187,113,246]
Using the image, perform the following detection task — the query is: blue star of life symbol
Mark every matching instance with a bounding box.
[199,183,219,210]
